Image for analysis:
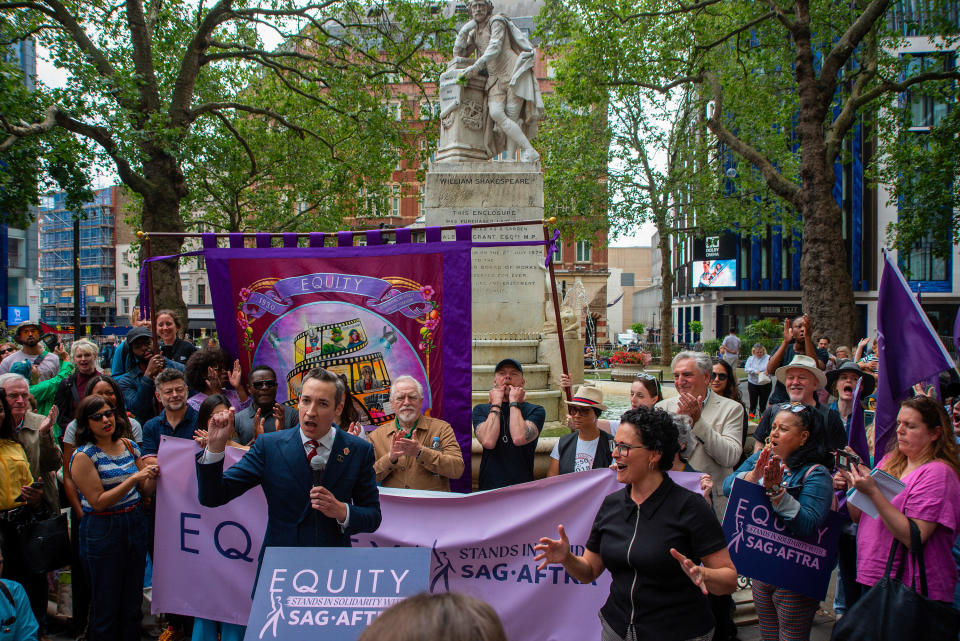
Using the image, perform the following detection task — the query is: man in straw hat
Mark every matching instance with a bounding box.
[547,385,614,476]
[752,354,847,453]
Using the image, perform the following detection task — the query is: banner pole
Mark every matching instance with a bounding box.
[544,222,570,402]
[140,231,159,353]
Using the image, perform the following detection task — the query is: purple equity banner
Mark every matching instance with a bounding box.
[203,242,473,490]
[153,438,705,639]
[722,478,844,601]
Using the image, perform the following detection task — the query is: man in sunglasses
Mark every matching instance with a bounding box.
[235,365,298,445]
[0,320,60,382]
[752,354,847,453]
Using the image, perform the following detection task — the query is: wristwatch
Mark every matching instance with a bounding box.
[509,402,520,409]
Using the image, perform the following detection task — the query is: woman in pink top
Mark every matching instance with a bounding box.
[842,396,960,603]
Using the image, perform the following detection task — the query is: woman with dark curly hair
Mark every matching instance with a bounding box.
[722,402,834,641]
[535,406,737,641]
[184,348,249,412]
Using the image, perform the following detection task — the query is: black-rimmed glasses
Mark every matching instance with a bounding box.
[90,409,115,422]
[251,380,277,389]
[612,441,649,456]
[710,372,728,381]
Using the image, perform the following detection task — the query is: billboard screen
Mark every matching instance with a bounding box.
[696,259,737,288]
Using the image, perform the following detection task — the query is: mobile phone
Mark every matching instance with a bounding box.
[14,481,42,503]
[835,450,861,471]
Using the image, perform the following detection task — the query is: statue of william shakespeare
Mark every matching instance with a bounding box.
[436,0,544,163]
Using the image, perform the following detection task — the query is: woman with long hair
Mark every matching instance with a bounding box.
[842,396,960,607]
[723,403,835,641]
[70,394,158,640]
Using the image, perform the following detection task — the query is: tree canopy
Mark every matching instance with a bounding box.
[0,0,452,316]
[537,0,960,345]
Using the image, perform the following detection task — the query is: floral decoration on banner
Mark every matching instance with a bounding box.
[417,285,440,359]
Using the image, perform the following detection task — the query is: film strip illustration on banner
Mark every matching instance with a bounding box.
[281,318,397,425]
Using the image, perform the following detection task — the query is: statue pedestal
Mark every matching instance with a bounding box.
[423,161,545,335]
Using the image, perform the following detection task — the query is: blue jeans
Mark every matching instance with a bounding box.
[79,507,148,641]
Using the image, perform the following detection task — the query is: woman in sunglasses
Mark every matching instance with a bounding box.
[547,386,613,477]
[536,407,737,641]
[722,402,834,641]
[70,395,158,641]
[710,358,750,461]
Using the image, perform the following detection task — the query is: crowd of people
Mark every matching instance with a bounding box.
[0,310,959,641]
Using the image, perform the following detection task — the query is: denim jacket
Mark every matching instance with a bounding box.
[722,450,834,538]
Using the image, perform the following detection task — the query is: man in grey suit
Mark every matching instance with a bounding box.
[235,365,298,445]
[655,351,744,516]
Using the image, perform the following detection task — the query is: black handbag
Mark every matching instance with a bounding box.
[831,519,960,641]
[19,512,71,574]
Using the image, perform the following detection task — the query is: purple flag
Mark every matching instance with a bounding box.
[848,378,870,464]
[954,307,960,358]
[875,250,955,459]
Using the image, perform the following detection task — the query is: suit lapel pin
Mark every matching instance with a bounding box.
[337,454,345,462]
[343,447,350,456]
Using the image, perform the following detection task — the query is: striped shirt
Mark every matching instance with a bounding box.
[73,441,141,513]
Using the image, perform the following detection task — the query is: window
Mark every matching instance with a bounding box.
[121,272,129,287]
[903,232,949,281]
[576,241,591,263]
[620,273,635,287]
[904,53,953,130]
[197,283,207,305]
[390,185,400,217]
[7,238,22,268]
[551,243,562,263]
[121,298,130,315]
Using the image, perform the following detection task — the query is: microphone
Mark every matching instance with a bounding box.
[312,467,324,487]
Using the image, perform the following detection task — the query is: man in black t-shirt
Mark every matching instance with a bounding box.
[766,315,830,406]
[472,358,545,490]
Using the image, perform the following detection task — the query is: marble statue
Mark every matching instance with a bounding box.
[435,0,543,163]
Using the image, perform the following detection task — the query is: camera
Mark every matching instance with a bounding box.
[40,332,60,352]
[835,450,861,472]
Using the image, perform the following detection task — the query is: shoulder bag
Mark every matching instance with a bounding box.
[831,519,960,640]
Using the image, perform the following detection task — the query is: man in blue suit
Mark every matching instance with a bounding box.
[196,367,381,572]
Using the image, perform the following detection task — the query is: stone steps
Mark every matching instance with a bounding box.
[472,363,550,390]
[472,338,540,365]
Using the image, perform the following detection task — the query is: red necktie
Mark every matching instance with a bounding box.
[306,439,319,463]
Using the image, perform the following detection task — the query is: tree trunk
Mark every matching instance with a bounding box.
[657,219,674,366]
[793,7,859,347]
[799,173,859,347]
[138,157,189,324]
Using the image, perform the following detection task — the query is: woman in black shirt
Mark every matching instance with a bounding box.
[155,309,197,367]
[535,407,737,641]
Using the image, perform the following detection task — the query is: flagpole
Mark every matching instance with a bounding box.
[544,223,570,402]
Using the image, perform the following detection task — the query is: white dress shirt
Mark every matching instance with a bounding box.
[202,426,349,527]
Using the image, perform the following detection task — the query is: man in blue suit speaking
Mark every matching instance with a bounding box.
[196,367,381,570]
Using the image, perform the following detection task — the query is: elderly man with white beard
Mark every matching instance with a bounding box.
[751,354,848,453]
[369,375,465,491]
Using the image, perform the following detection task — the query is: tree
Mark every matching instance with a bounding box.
[0,52,90,222]
[0,1,451,317]
[537,0,960,347]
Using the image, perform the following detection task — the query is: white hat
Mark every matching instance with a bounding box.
[774,354,827,390]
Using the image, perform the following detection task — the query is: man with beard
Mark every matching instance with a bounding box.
[766,315,830,405]
[369,376,464,491]
[752,354,847,452]
[141,368,199,458]
[473,359,545,490]
[235,365,299,445]
[0,320,60,381]
[117,326,184,424]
